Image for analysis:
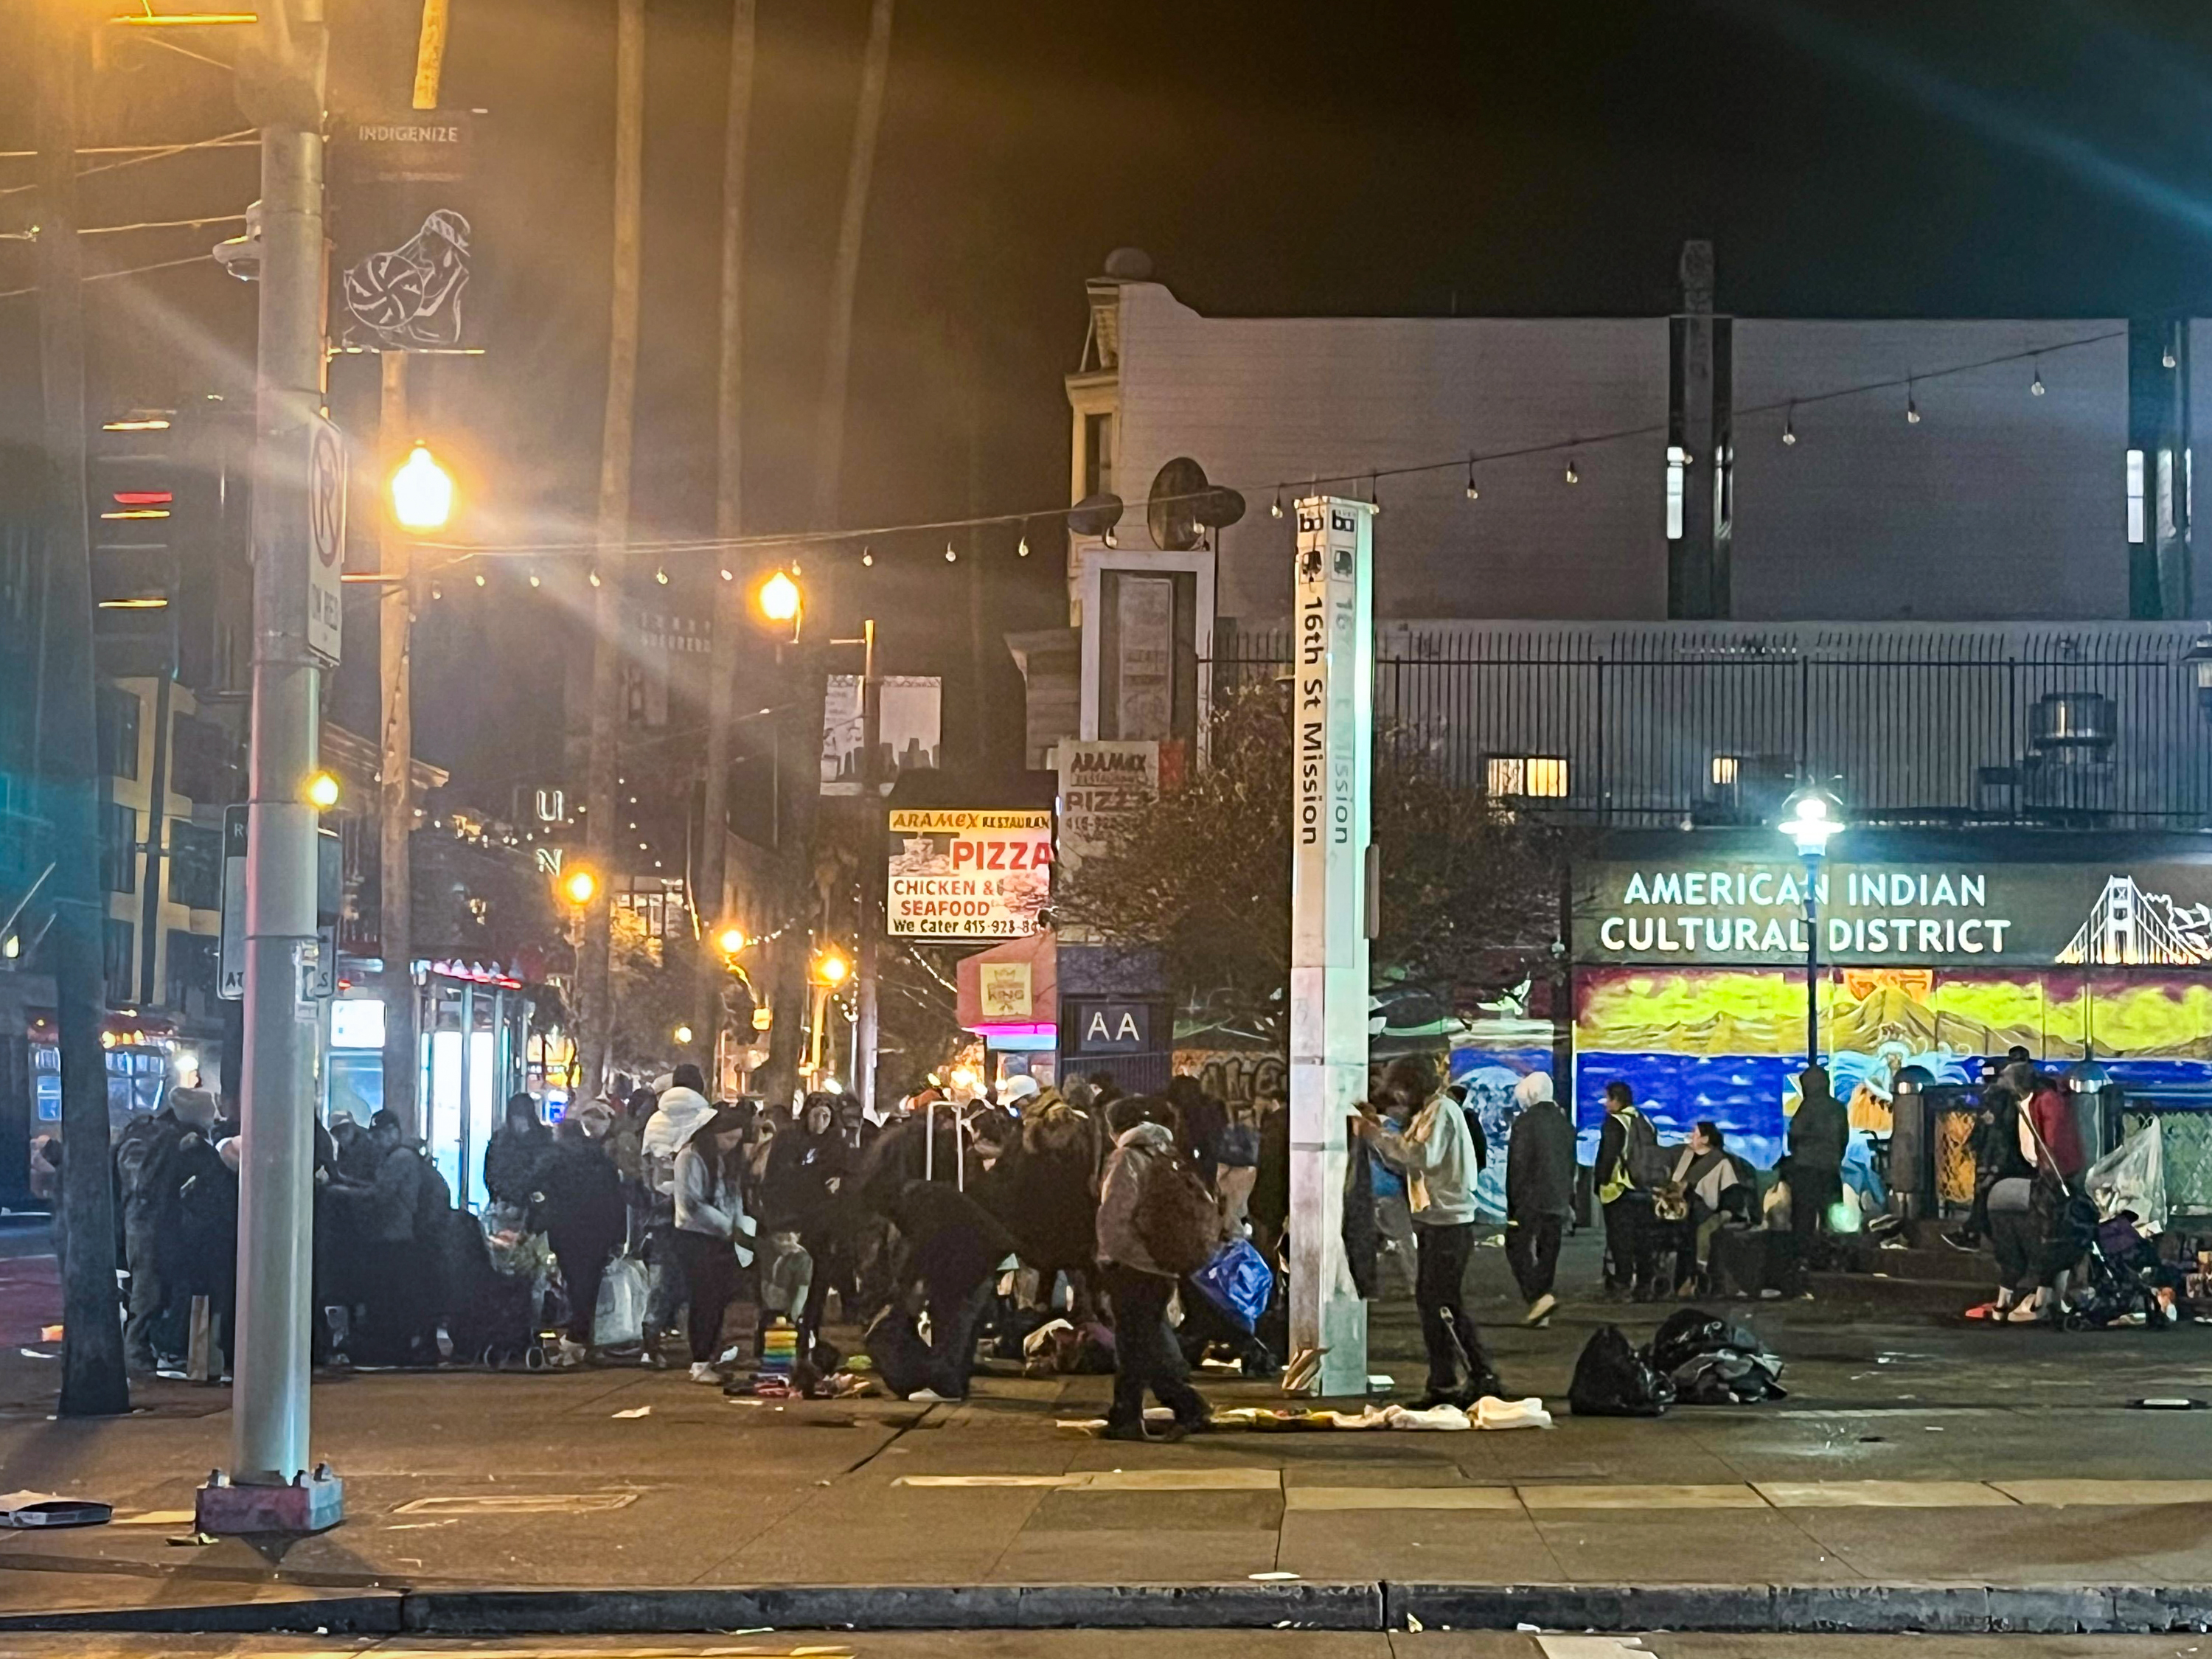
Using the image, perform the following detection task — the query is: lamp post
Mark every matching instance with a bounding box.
[808,947,849,1088]
[1779,785,1844,1067]
[558,864,597,1096]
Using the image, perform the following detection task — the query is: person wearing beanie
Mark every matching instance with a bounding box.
[1504,1071,1575,1326]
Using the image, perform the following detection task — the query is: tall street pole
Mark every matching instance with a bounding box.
[377,352,416,1134]
[855,618,880,1116]
[201,0,341,1531]
[578,0,647,1102]
[695,0,757,1068]
[35,0,130,1419]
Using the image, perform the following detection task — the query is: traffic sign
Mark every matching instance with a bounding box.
[307,415,347,666]
[218,805,247,999]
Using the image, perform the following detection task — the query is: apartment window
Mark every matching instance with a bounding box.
[169,821,223,911]
[1710,755,1740,786]
[2128,448,2146,544]
[1083,412,1114,501]
[1486,755,1568,799]
[98,801,137,894]
[102,919,134,1006]
[1666,446,1688,541]
[96,684,141,781]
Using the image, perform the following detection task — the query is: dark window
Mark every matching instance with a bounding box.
[1084,412,1114,500]
[169,821,222,911]
[102,919,134,1006]
[96,685,141,781]
[98,801,136,894]
[164,929,219,1021]
[169,713,239,805]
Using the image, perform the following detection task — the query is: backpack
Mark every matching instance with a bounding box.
[1624,1111,1674,1191]
[1568,1324,1674,1418]
[1135,1151,1221,1277]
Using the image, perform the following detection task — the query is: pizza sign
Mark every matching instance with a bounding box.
[887,809,1052,939]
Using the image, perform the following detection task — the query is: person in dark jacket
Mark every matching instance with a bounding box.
[886,1177,1020,1402]
[1787,1065,1851,1253]
[1594,1080,1661,1299]
[483,1093,554,1210]
[531,1117,628,1365]
[1248,1093,1291,1262]
[1096,1095,1214,1439]
[1504,1071,1574,1325]
[173,1124,239,1373]
[115,1087,218,1372]
[338,1110,441,1366]
[1167,1074,1226,1190]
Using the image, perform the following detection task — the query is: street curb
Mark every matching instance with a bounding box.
[4,1581,2212,1635]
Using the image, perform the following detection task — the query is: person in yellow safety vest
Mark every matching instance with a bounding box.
[1594,1079,1663,1300]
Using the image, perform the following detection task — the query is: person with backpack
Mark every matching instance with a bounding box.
[1595,1079,1664,1301]
[1356,1054,1503,1408]
[1095,1095,1214,1442]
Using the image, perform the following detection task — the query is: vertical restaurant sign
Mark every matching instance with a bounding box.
[1055,739,1158,876]
[887,809,1052,939]
[331,111,480,352]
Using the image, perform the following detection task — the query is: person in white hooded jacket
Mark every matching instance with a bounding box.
[639,1065,717,1354]
[670,1103,757,1382]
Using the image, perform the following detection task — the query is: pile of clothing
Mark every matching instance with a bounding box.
[1570,1309,1785,1417]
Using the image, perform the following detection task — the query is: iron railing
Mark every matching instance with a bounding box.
[1208,621,2212,829]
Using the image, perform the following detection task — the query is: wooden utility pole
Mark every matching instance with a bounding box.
[809,0,894,532]
[35,0,130,1419]
[577,0,646,1099]
[377,0,451,1137]
[694,0,757,1068]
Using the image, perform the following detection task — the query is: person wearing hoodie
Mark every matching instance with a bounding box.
[1504,1071,1575,1326]
[483,1093,554,1211]
[670,1105,757,1382]
[531,1116,629,1366]
[1095,1096,1214,1442]
[1357,1054,1501,1408]
[1787,1065,1851,1253]
[641,1065,717,1348]
[886,1177,1020,1401]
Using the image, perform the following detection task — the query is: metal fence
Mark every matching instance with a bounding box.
[1209,621,2212,828]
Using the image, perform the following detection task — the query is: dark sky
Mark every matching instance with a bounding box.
[10,1,2212,805]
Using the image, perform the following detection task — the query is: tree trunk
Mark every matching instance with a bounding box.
[35,0,129,1417]
[578,0,647,1102]
[694,0,757,1067]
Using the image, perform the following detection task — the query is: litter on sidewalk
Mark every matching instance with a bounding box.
[1,1491,111,1528]
[1054,1395,1551,1433]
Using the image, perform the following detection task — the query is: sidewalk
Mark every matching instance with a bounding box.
[7,1231,2212,1635]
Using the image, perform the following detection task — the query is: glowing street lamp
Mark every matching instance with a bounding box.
[1778,784,1846,1065]
[389,444,454,533]
[672,1024,695,1046]
[561,866,599,908]
[756,568,802,639]
[814,948,850,986]
[303,771,341,810]
[715,925,747,956]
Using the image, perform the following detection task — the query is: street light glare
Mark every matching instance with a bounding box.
[389,444,455,532]
[757,568,801,624]
[816,950,849,985]
[716,925,747,954]
[562,867,599,906]
[673,1023,695,1045]
[304,771,341,810]
[1779,785,1845,858]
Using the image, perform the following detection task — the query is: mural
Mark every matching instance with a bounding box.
[1573,965,2212,1175]
[1447,1037,1553,1222]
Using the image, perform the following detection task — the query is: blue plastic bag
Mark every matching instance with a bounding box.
[1190,1238,1273,1333]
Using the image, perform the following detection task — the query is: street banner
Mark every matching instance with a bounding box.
[887,808,1051,939]
[1287,495,1373,1397]
[306,414,347,666]
[823,675,942,794]
[331,111,480,352]
[1054,739,1158,876]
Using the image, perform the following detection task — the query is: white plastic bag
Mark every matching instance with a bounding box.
[2085,1121,2166,1237]
[594,1254,649,1349]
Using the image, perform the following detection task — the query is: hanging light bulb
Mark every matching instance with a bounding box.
[1018,532,1029,557]
[1270,490,1284,519]
[588,568,602,588]
[473,571,487,588]
[1370,477,1382,514]
[430,582,444,601]
[1464,459,1479,501]
[2166,347,2180,370]
[1906,383,1921,424]
[718,567,734,582]
[1564,457,1580,485]
[528,568,542,588]
[654,566,669,585]
[860,546,874,567]
[2031,360,2046,397]
[1782,405,1798,446]
[945,542,957,563]
[791,556,801,574]
[1103,528,1118,548]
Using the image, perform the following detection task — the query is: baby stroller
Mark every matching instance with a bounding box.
[2061,1209,2174,1329]
[444,1203,549,1367]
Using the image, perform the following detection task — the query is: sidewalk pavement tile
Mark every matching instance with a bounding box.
[1027,1490,1281,1531]
[1992,1478,2212,1506]
[985,1526,1282,1584]
[1778,1503,2212,1585]
[1753,1481,2014,1507]
[1278,1511,1562,1584]
[1283,1486,1520,1511]
[1526,1510,1865,1585]
[1517,1484,1766,1510]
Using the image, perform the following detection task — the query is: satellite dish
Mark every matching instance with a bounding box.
[1102,247,1155,282]
[1147,456,1211,552]
[1195,486,1245,530]
[1067,493,1123,540]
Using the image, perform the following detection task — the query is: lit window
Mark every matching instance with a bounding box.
[1711,755,1739,786]
[1666,445,1688,540]
[2128,448,2146,544]
[1487,756,1568,799]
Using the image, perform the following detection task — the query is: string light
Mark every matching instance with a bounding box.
[528,568,541,588]
[2031,360,2045,397]
[1564,457,1580,485]
[1270,490,1283,519]
[791,556,801,574]
[861,546,874,566]
[430,582,443,600]
[654,566,669,585]
[718,567,734,582]
[588,568,602,588]
[473,571,486,587]
[2166,347,2180,370]
[1464,459,1478,501]
[1103,529,1117,548]
[1018,532,1029,557]
[1781,405,1798,446]
[945,542,957,563]
[1906,380,1921,424]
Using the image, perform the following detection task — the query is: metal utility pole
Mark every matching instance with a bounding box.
[809,0,894,532]
[577,0,647,1102]
[34,0,130,1420]
[198,0,342,1532]
[378,353,417,1133]
[694,0,757,1064]
[376,0,450,1138]
[855,619,880,1116]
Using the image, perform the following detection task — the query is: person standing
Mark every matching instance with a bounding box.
[670,1106,757,1382]
[1503,1071,1574,1326]
[641,1065,717,1352]
[1595,1080,1661,1300]
[885,1177,1020,1402]
[1215,1101,1262,1238]
[1787,1065,1851,1254]
[1248,1091,1291,1263]
[483,1092,554,1211]
[1095,1096,1214,1441]
[532,1116,629,1366]
[1366,1094,1421,1297]
[1356,1054,1500,1409]
[114,1088,211,1372]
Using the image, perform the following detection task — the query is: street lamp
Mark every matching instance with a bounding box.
[715,925,746,956]
[302,770,341,810]
[673,1023,695,1046]
[756,568,802,640]
[815,948,850,986]
[1778,784,1845,1067]
[561,866,599,908]
[388,444,454,533]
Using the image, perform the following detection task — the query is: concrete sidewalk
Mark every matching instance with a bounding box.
[6,1236,2212,1634]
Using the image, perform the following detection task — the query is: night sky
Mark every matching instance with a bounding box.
[7,1,2212,806]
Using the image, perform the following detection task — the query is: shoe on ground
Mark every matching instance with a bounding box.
[906,1387,952,1404]
[2004,1299,2042,1324]
[1941,1229,1980,1252]
[1102,1420,1182,1444]
[688,1360,722,1384]
[1964,1301,2001,1321]
[551,1338,586,1369]
[1523,1293,1557,1326]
